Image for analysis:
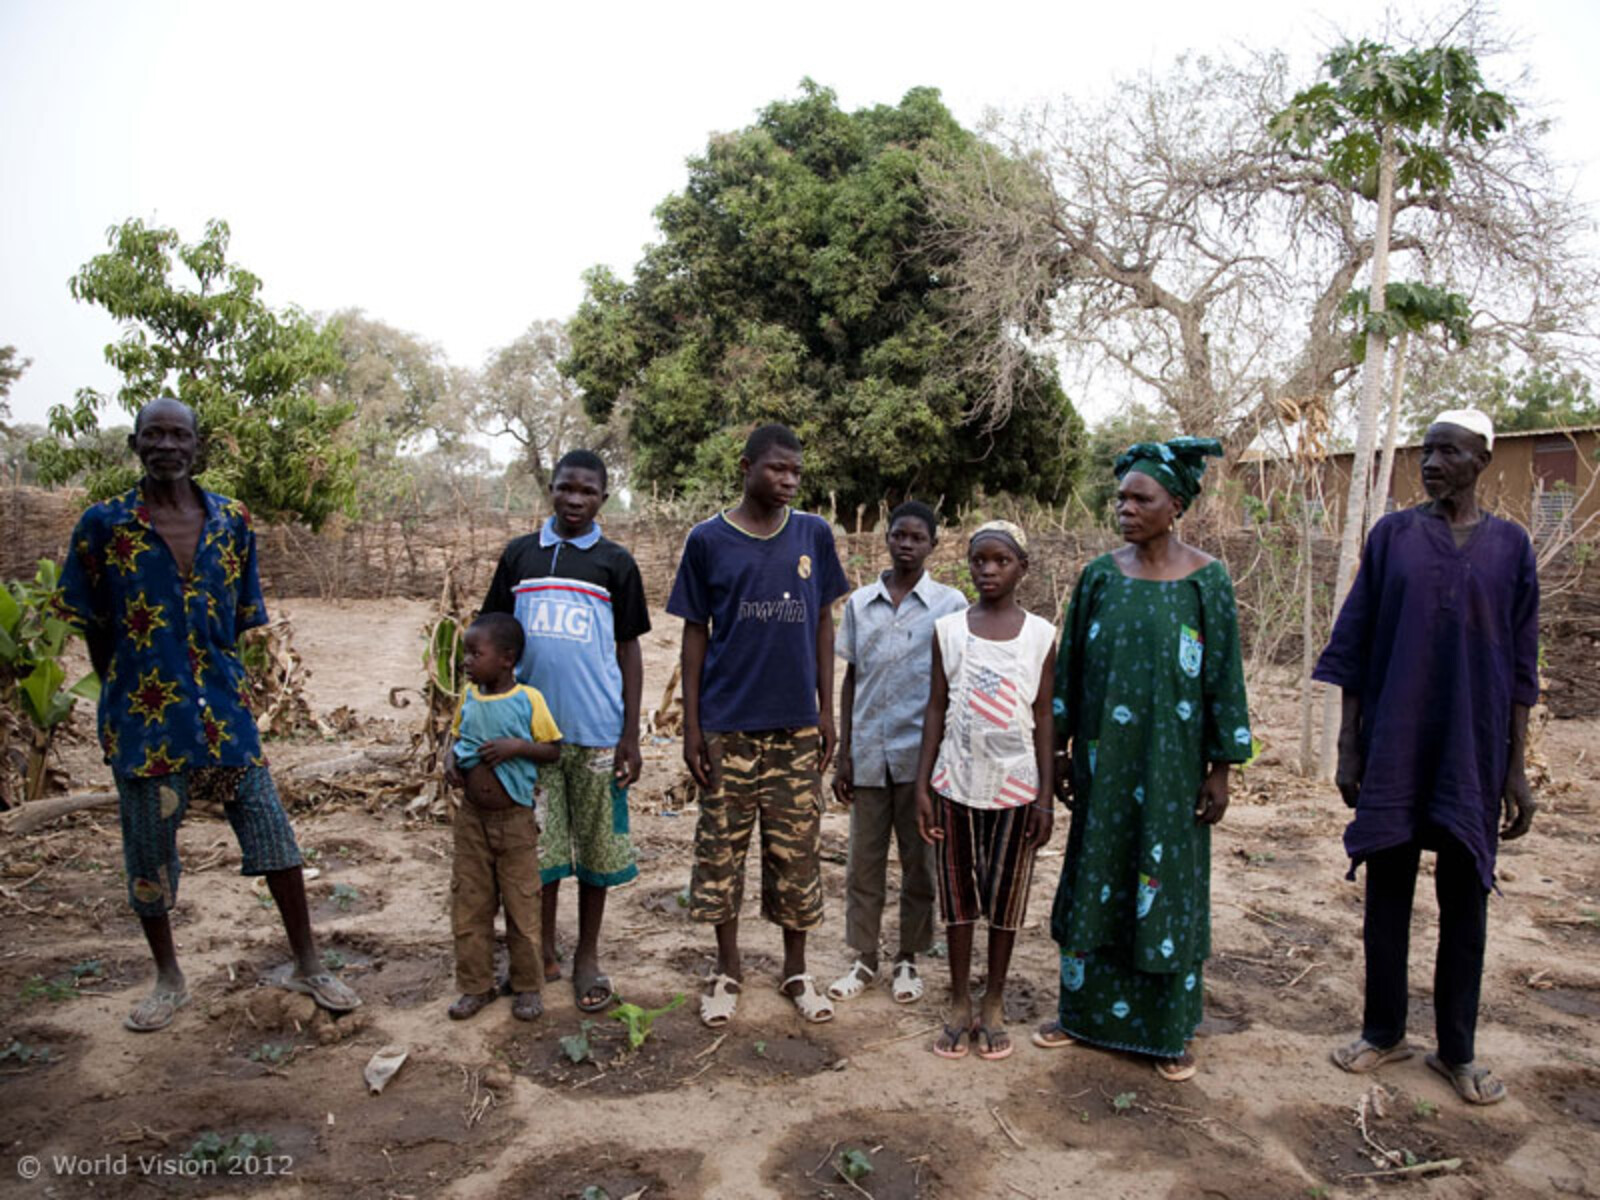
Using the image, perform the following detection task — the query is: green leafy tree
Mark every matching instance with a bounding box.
[32,219,355,529]
[324,309,469,516]
[1488,366,1599,432]
[565,81,1083,511]
[1405,353,1599,436]
[1272,40,1513,775]
[0,345,28,428]
[1080,404,1179,521]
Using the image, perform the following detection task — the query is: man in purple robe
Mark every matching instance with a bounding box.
[1314,408,1538,1106]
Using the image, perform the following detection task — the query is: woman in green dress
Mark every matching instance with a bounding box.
[1034,439,1253,1082]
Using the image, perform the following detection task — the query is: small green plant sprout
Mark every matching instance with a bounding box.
[68,958,104,981]
[835,1148,875,1182]
[754,1040,767,1058]
[20,975,74,1004]
[1111,1091,1137,1112]
[302,847,322,865]
[330,883,360,911]
[1413,1097,1438,1118]
[579,1187,611,1200]
[248,1042,294,1066]
[321,949,347,971]
[675,886,690,909]
[610,993,687,1051]
[1306,1188,1331,1199]
[560,1019,596,1064]
[0,1040,55,1066]
[184,1131,276,1170]
[1079,1109,1091,1123]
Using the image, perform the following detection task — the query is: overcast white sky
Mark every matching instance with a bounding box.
[3,0,1596,429]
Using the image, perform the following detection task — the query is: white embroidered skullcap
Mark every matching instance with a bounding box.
[1432,407,1494,450]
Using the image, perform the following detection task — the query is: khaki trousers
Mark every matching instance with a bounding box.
[845,782,936,957]
[452,801,543,995]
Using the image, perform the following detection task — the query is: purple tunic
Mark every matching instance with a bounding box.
[1313,507,1539,890]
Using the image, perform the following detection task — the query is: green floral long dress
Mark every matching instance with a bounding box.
[1049,555,1252,1057]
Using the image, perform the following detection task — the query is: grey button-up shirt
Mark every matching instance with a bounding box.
[837,569,969,787]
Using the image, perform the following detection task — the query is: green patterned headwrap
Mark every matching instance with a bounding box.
[1113,438,1225,512]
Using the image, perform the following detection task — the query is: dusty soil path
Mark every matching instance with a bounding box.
[2,599,1599,1198]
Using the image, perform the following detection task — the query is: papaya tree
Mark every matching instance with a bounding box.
[1271,40,1513,774]
[1341,281,1472,534]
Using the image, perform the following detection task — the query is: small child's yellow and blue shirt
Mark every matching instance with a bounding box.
[451,683,562,806]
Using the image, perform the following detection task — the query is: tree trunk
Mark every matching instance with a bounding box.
[1318,125,1397,779]
[1366,328,1411,539]
[1298,469,1319,777]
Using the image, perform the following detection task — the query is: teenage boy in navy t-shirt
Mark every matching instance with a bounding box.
[667,424,851,1027]
[481,450,651,1013]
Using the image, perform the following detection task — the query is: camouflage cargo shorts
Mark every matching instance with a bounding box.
[689,727,824,931]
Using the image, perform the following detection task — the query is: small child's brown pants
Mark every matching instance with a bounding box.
[452,800,543,995]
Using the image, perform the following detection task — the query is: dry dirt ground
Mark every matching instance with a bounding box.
[3,596,1600,1199]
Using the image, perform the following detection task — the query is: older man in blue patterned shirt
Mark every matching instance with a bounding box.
[56,397,358,1032]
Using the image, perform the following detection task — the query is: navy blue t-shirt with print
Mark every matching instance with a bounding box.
[667,509,850,733]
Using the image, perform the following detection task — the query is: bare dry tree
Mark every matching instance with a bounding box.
[923,46,1596,463]
[473,319,626,493]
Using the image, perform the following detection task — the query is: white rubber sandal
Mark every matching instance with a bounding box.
[699,973,741,1028]
[827,960,876,1001]
[890,960,924,1004]
[780,974,835,1023]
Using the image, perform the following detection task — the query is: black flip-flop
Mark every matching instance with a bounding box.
[575,972,614,1013]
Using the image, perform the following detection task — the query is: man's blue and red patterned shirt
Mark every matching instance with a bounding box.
[55,484,269,778]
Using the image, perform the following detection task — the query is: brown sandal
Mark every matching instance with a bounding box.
[1330,1036,1413,1074]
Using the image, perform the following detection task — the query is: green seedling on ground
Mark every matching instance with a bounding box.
[331,883,360,911]
[249,1043,294,1066]
[560,1019,597,1064]
[20,975,74,1004]
[1414,1097,1438,1118]
[579,1188,611,1200]
[184,1131,276,1169]
[302,847,322,865]
[835,1148,874,1182]
[610,993,686,1051]
[68,958,103,980]
[321,949,346,970]
[0,1040,55,1065]
[754,1040,766,1057]
[1112,1091,1136,1112]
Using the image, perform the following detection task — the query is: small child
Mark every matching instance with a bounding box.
[914,521,1056,1060]
[444,613,562,1021]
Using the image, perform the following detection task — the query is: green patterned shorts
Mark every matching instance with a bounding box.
[536,744,638,888]
[689,727,824,931]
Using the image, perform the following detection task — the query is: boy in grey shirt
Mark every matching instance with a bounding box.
[829,501,967,1004]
